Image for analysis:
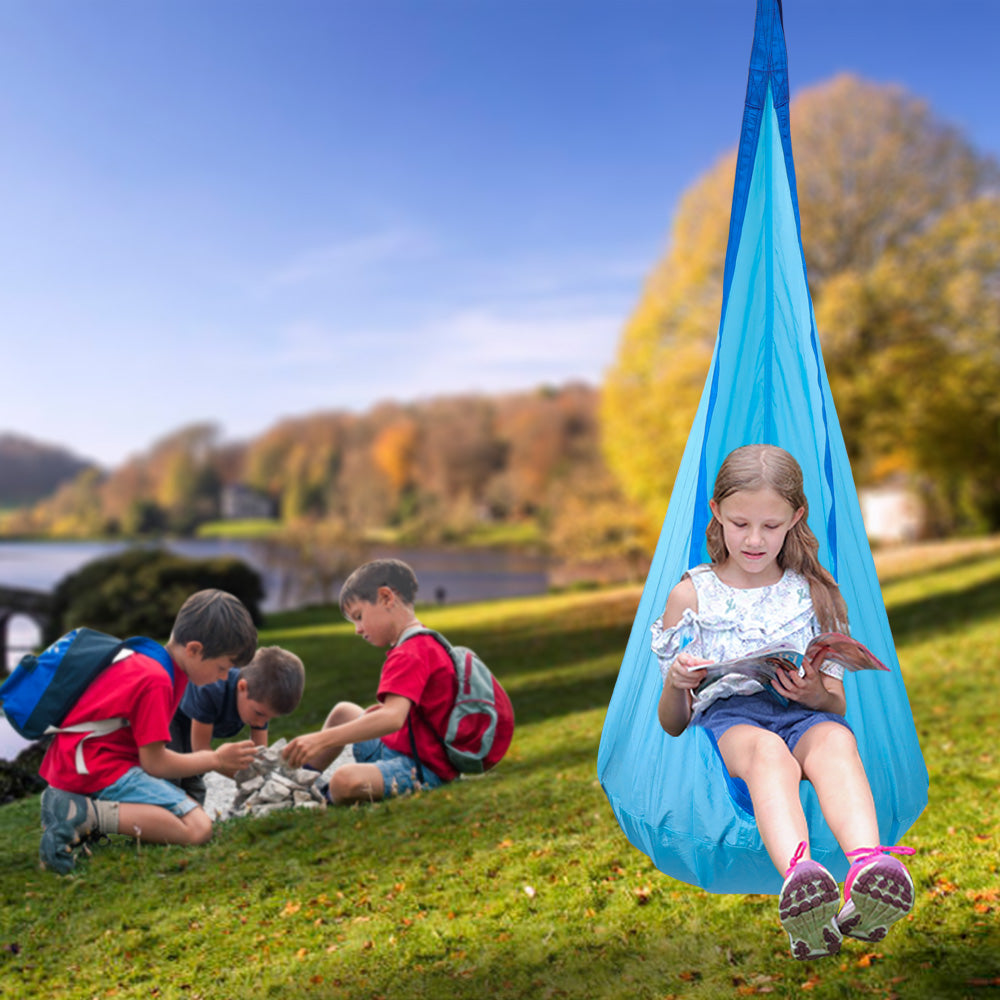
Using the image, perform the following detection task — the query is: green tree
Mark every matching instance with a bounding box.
[603,75,999,530]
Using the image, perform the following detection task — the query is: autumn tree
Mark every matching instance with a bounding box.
[603,74,999,531]
[243,413,347,520]
[4,384,619,551]
[491,384,599,518]
[818,194,1000,531]
[411,396,506,531]
[34,467,108,537]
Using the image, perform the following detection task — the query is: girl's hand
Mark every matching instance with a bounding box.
[771,655,828,708]
[668,653,711,691]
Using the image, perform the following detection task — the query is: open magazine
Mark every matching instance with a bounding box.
[695,632,889,694]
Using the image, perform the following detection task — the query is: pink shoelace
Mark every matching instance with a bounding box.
[784,840,809,877]
[844,844,915,896]
[845,844,916,866]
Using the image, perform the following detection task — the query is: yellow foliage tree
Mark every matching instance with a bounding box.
[372,418,418,494]
[603,74,998,530]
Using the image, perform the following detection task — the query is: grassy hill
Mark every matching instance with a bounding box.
[1,544,998,999]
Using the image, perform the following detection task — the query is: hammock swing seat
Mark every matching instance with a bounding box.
[596,0,928,895]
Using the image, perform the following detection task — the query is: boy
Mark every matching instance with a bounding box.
[282,559,458,802]
[38,589,260,874]
[168,645,306,805]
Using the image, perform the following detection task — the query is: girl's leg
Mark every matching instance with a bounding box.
[792,722,879,854]
[115,803,213,845]
[717,724,808,871]
[794,722,914,941]
[719,723,842,960]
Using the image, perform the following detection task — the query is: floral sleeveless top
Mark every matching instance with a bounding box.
[650,564,843,716]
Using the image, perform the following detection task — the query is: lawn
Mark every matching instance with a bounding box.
[1,545,998,1000]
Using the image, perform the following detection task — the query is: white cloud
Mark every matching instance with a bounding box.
[428,301,622,376]
[261,228,432,292]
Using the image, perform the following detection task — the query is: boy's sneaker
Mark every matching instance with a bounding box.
[39,787,97,874]
[837,846,915,942]
[778,842,842,960]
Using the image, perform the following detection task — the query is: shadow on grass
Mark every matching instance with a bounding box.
[877,546,1000,587]
[888,569,1000,645]
[507,668,620,728]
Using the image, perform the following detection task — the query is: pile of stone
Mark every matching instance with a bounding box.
[224,738,328,820]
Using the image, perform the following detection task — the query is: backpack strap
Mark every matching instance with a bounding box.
[397,624,450,649]
[405,714,428,787]
[49,639,174,776]
[396,626,450,784]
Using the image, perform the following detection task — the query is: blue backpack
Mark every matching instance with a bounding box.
[0,628,173,774]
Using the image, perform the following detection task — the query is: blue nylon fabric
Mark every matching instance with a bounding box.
[596,0,927,895]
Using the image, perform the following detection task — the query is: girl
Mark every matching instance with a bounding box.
[653,444,913,960]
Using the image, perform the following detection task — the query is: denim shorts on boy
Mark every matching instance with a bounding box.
[695,690,853,752]
[96,766,199,817]
[352,738,446,796]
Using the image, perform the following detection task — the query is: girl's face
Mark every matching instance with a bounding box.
[709,487,804,586]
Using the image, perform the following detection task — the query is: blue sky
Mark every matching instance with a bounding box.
[1,0,998,467]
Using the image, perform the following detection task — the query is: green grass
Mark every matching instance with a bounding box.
[2,553,999,999]
[196,520,286,540]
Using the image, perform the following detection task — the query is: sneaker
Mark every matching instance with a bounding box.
[837,846,915,942]
[778,842,842,960]
[39,787,97,874]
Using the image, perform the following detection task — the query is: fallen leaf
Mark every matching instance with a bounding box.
[856,952,882,968]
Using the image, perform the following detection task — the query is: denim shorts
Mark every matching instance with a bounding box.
[696,691,853,753]
[97,766,199,817]
[351,739,446,798]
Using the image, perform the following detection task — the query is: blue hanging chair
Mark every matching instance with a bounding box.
[596,0,928,895]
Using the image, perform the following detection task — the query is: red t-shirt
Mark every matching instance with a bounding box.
[378,634,459,782]
[39,650,186,795]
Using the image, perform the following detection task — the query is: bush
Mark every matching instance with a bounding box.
[45,547,265,644]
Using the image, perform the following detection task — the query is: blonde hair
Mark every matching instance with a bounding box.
[706,445,849,632]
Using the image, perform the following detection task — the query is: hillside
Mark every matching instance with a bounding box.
[1,542,998,997]
[0,433,94,507]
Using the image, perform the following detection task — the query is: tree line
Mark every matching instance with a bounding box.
[1,383,648,569]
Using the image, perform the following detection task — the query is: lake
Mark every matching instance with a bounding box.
[0,537,550,760]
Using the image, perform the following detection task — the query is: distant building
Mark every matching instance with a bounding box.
[859,485,923,544]
[220,484,276,521]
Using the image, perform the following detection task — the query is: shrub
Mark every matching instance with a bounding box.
[45,547,265,644]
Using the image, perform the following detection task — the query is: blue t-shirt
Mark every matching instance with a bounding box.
[170,667,266,752]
